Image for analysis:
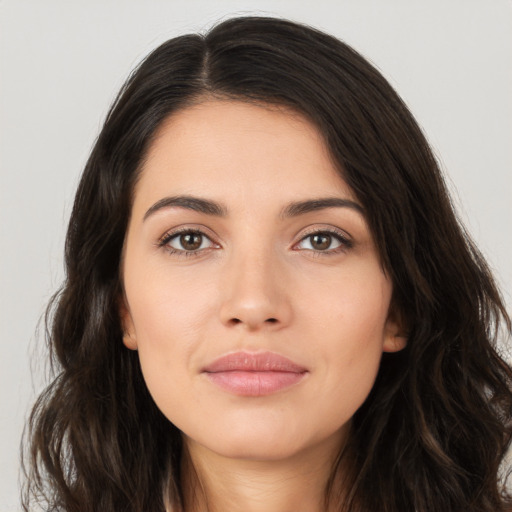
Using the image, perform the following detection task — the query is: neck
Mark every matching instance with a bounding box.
[180,434,347,512]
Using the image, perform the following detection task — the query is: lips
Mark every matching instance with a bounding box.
[202,351,308,396]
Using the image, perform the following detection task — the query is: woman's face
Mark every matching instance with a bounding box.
[121,100,405,462]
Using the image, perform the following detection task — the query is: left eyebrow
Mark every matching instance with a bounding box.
[280,198,364,219]
[143,195,228,221]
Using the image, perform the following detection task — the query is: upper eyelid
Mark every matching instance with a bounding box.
[292,226,354,253]
[158,229,219,257]
[295,225,352,242]
[158,225,219,246]
[157,224,352,249]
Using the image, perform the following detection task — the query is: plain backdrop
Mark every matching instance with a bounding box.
[1,0,511,509]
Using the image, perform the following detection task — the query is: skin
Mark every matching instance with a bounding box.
[120,99,406,512]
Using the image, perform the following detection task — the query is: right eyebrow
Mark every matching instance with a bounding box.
[143,195,228,221]
[280,197,364,219]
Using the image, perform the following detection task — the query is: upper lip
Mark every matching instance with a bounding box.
[202,351,307,373]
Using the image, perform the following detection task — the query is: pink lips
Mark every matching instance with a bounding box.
[202,351,308,396]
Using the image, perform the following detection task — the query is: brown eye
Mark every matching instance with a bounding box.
[180,233,203,251]
[295,230,350,253]
[310,233,332,250]
[164,230,214,252]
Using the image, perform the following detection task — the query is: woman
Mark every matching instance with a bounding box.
[23,16,512,512]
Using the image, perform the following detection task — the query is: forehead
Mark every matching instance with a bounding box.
[133,100,356,211]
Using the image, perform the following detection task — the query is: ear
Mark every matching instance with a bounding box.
[119,295,138,351]
[382,305,408,353]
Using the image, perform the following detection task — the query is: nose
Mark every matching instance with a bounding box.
[218,247,293,332]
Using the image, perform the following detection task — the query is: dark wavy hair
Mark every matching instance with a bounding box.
[22,16,512,512]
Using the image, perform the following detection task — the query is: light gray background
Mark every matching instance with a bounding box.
[1,1,511,510]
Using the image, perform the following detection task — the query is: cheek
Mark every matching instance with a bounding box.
[127,261,218,343]
[124,266,219,406]
[299,261,391,345]
[297,265,391,406]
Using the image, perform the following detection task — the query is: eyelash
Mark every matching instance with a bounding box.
[294,227,353,256]
[157,227,217,258]
[157,227,353,258]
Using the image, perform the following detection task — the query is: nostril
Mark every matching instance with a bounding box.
[225,317,279,328]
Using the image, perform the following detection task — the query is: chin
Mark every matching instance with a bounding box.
[204,437,307,462]
[182,413,346,464]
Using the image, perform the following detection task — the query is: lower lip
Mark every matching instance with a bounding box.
[204,370,306,396]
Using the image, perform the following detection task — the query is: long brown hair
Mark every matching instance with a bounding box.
[22,16,512,511]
